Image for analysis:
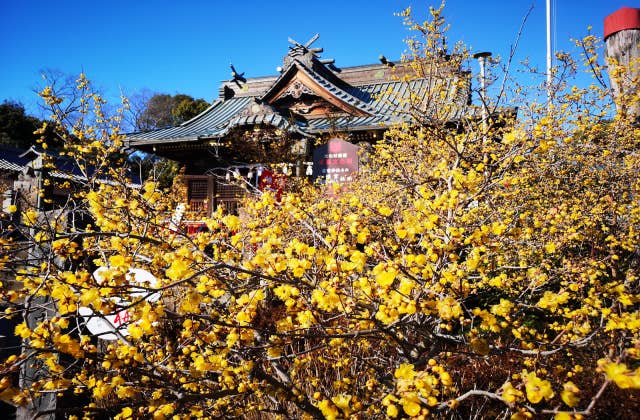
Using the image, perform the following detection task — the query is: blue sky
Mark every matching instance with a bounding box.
[0,0,635,117]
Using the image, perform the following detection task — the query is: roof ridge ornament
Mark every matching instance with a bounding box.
[284,33,325,69]
[229,63,246,88]
[287,33,320,53]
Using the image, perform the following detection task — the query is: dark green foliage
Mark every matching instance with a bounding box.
[172,96,209,123]
[0,101,43,149]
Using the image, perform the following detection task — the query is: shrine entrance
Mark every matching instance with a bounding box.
[184,174,244,217]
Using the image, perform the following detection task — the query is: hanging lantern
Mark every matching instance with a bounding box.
[282,164,289,175]
[247,168,255,179]
[306,163,313,176]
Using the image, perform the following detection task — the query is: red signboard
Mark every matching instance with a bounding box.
[312,138,360,183]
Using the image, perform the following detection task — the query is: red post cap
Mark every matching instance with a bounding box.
[604,7,640,40]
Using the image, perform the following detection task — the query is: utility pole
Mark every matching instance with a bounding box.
[16,151,56,420]
[546,0,553,110]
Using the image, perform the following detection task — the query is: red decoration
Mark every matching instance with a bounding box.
[604,7,640,40]
[258,169,286,201]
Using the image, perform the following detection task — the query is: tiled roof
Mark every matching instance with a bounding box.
[127,75,468,146]
[126,48,471,148]
[128,97,253,143]
[0,145,140,187]
[0,145,31,172]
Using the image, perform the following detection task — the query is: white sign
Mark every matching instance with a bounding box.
[79,267,160,340]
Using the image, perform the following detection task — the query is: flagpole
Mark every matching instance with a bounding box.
[546,0,553,108]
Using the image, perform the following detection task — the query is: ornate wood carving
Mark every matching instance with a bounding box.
[282,81,314,99]
[266,72,369,117]
[282,96,340,117]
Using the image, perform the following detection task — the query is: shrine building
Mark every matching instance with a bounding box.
[125,35,472,215]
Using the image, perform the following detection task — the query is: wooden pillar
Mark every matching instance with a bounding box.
[604,7,640,120]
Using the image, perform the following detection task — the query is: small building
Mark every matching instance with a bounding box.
[1,145,34,215]
[126,35,472,215]
[1,145,140,236]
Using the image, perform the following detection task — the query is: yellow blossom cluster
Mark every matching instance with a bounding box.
[1,4,639,419]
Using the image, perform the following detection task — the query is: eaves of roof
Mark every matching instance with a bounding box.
[304,115,399,133]
[224,112,311,137]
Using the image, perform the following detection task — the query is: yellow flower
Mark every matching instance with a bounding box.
[166,258,189,281]
[128,324,144,339]
[437,296,462,320]
[375,265,397,288]
[155,403,174,418]
[440,371,453,386]
[378,205,394,216]
[80,288,101,307]
[511,411,533,420]
[109,255,126,268]
[386,403,399,418]
[599,359,640,389]
[331,393,351,415]
[523,371,555,404]
[222,215,241,231]
[491,299,513,318]
[401,393,422,417]
[14,322,31,339]
[22,208,38,225]
[317,399,339,420]
[500,381,523,404]
[561,381,580,407]
[115,407,133,419]
[394,363,417,380]
[296,310,315,328]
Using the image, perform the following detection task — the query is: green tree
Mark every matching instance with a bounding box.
[172,95,209,123]
[0,101,44,149]
[126,92,208,185]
